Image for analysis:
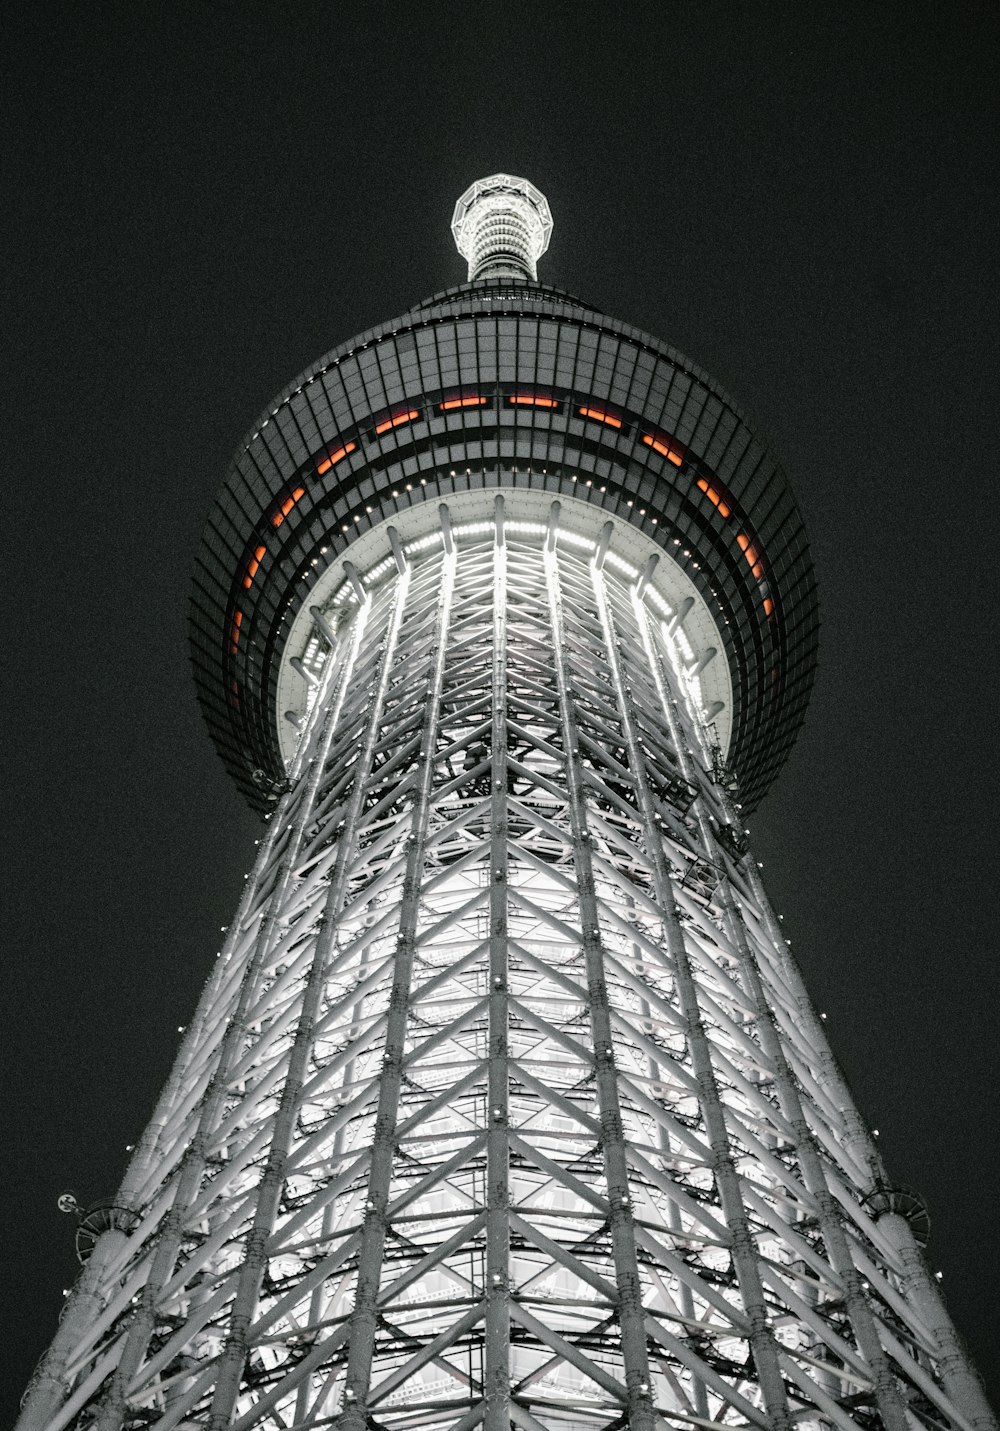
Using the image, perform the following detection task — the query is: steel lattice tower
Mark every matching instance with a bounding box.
[20,176,995,1431]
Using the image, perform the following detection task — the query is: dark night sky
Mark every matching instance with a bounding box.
[4,1,998,1417]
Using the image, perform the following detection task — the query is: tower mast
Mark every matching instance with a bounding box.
[19,177,995,1431]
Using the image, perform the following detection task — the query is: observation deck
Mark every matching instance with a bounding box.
[190,180,818,813]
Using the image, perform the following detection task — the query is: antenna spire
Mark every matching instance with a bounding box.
[451,173,553,282]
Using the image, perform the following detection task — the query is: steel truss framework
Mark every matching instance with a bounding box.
[20,502,994,1431]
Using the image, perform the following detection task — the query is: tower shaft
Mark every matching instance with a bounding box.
[19,504,994,1431]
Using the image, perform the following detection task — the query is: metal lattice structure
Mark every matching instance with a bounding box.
[19,180,995,1431]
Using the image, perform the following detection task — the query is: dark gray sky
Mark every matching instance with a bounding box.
[4,2,998,1417]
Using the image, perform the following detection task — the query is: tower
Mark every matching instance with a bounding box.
[18,175,994,1431]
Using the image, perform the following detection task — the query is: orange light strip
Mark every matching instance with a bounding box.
[642,433,684,466]
[272,487,306,528]
[242,544,267,589]
[229,608,243,654]
[440,395,488,410]
[510,393,559,409]
[737,532,764,580]
[578,405,622,429]
[696,477,731,518]
[375,409,420,435]
[693,474,772,617]
[316,441,357,476]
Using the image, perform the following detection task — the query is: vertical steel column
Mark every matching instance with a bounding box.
[110,638,338,1217]
[633,601,909,1409]
[543,542,655,1431]
[15,864,271,1431]
[86,625,366,1431]
[638,594,998,1431]
[873,1214,997,1431]
[207,566,412,1430]
[484,497,511,1428]
[15,1231,130,1430]
[339,537,457,1430]
[588,564,792,1431]
[742,862,881,1186]
[615,808,712,1420]
[630,946,711,1421]
[120,846,271,1199]
[714,875,916,1431]
[737,813,998,1430]
[19,641,355,1431]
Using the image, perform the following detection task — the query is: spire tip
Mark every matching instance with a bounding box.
[451,174,553,283]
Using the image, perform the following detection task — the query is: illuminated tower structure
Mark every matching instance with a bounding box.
[19,175,995,1431]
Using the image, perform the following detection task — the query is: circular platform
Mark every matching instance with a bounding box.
[190,278,818,812]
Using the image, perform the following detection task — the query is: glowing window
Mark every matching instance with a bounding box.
[243,545,267,589]
[642,433,683,466]
[737,533,764,580]
[696,478,731,518]
[316,442,357,476]
[578,405,623,429]
[375,409,420,435]
[440,395,488,410]
[763,597,775,617]
[272,487,307,527]
[509,393,559,409]
[229,609,243,654]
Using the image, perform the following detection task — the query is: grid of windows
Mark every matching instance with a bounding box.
[191,281,818,813]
